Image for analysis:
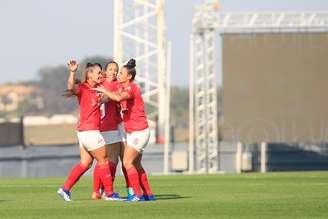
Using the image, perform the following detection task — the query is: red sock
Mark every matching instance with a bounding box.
[93,163,102,193]
[138,168,153,196]
[126,167,142,197]
[63,163,89,191]
[122,166,132,188]
[108,161,117,183]
[98,164,113,196]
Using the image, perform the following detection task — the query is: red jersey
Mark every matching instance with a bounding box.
[76,83,101,131]
[111,80,124,124]
[99,80,121,131]
[121,82,148,132]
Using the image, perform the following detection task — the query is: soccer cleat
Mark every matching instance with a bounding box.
[57,187,72,202]
[143,195,156,201]
[127,187,135,199]
[104,193,123,201]
[124,194,145,202]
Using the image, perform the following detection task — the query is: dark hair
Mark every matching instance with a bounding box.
[123,58,136,81]
[94,63,102,70]
[63,64,94,97]
[105,60,119,72]
[85,62,93,68]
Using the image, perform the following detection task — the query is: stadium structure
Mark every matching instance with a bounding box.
[189,1,328,173]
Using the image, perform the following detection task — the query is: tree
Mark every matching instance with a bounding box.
[170,86,189,128]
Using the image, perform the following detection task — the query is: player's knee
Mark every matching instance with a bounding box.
[123,159,133,169]
[80,159,93,168]
[97,157,109,166]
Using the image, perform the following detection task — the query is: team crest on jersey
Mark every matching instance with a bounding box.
[133,138,139,145]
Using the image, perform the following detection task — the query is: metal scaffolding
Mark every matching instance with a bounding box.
[211,11,328,33]
[189,1,328,173]
[189,2,219,173]
[114,0,171,173]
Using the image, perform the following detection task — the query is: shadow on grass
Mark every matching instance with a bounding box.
[0,200,12,202]
[77,194,190,201]
[155,194,190,200]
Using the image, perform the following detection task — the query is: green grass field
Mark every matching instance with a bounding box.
[0,172,328,219]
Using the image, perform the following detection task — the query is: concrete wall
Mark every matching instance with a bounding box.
[1,143,327,177]
[0,144,165,178]
[222,32,328,143]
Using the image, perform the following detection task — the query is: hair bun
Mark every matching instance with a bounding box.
[126,58,136,68]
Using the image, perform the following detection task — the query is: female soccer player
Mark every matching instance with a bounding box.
[103,61,134,198]
[57,60,121,201]
[92,61,126,199]
[94,59,155,202]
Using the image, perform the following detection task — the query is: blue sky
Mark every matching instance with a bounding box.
[0,0,327,86]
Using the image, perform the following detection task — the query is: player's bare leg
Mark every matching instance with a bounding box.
[107,142,121,182]
[58,147,93,201]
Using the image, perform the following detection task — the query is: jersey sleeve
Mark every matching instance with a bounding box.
[75,84,82,97]
[123,84,135,99]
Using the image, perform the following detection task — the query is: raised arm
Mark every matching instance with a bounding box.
[67,60,79,93]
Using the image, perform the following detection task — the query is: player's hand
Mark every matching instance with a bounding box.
[91,87,105,93]
[67,60,78,72]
